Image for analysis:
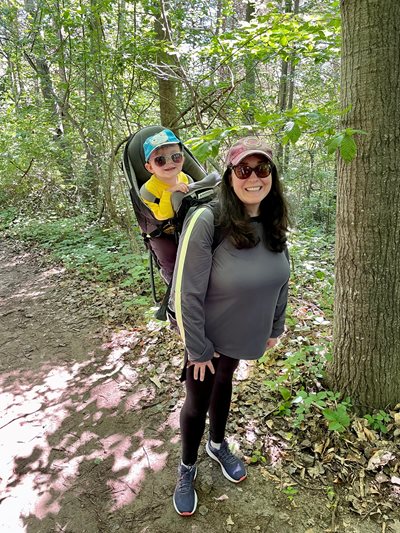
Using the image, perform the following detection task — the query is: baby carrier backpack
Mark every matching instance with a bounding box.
[122,125,221,320]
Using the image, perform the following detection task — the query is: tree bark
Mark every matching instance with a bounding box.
[23,0,75,183]
[329,0,400,411]
[243,0,256,124]
[154,12,178,132]
[276,0,299,172]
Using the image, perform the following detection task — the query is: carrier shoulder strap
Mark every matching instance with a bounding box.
[140,183,160,205]
[203,202,225,252]
[155,203,224,321]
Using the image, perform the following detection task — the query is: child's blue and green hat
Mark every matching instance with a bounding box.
[143,129,181,161]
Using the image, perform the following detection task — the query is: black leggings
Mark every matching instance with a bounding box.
[180,354,239,465]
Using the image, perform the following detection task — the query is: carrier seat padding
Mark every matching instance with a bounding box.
[126,125,207,188]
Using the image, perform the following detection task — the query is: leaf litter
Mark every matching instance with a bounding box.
[77,229,400,531]
[8,233,399,531]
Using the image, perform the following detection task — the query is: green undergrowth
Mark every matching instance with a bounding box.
[259,341,395,438]
[2,209,398,517]
[0,210,162,315]
[2,210,395,440]
[241,332,399,517]
[252,229,396,441]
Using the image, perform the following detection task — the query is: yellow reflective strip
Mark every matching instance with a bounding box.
[175,208,207,343]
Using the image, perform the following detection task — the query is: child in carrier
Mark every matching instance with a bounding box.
[140,129,192,282]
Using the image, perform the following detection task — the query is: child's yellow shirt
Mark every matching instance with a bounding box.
[140,172,190,220]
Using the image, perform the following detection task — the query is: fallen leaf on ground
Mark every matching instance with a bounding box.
[366,451,395,471]
[149,376,162,388]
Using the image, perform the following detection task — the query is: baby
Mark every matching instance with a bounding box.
[140,129,190,282]
[141,129,190,220]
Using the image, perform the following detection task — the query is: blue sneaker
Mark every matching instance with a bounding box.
[173,464,198,516]
[206,440,247,483]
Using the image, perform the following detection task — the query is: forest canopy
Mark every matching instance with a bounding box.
[0,0,343,230]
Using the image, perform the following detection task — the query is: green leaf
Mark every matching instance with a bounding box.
[326,133,344,155]
[323,405,350,432]
[191,141,212,162]
[328,421,344,432]
[340,134,357,162]
[284,121,301,144]
[279,387,292,401]
[280,35,288,46]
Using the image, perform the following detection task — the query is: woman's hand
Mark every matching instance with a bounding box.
[266,337,278,350]
[189,352,220,381]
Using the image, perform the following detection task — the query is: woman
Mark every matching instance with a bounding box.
[170,136,290,516]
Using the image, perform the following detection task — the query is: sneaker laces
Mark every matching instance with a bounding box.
[177,466,195,493]
[217,442,238,464]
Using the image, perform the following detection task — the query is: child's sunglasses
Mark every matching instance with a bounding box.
[152,152,184,167]
[230,162,272,180]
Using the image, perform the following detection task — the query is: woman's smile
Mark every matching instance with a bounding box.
[231,154,272,216]
[244,185,263,191]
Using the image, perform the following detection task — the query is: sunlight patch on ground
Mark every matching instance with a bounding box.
[263,432,288,466]
[10,289,47,299]
[125,387,155,411]
[236,359,256,381]
[2,253,34,269]
[158,400,182,433]
[0,327,169,530]
[91,379,124,409]
[107,432,168,511]
[38,266,66,279]
[0,473,60,532]
[5,264,66,303]
[0,362,88,531]
[244,421,258,444]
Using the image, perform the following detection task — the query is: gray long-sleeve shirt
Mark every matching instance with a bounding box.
[171,207,290,363]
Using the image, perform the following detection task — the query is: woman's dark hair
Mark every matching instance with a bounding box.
[217,162,289,252]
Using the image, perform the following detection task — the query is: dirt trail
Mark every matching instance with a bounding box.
[0,239,380,533]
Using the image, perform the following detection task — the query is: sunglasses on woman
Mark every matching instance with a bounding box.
[230,161,272,180]
[151,152,184,167]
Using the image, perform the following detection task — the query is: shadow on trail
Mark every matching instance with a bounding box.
[0,243,182,532]
[3,242,381,533]
[1,329,181,532]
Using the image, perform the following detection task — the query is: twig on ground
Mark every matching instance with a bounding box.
[0,407,42,430]
[142,446,151,470]
[287,472,326,491]
[140,399,168,410]
[331,495,340,532]
[0,309,21,317]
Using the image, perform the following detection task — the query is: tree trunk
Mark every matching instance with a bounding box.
[23,0,75,183]
[276,0,299,172]
[329,0,400,411]
[24,53,75,182]
[154,12,178,132]
[3,0,25,106]
[243,0,256,124]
